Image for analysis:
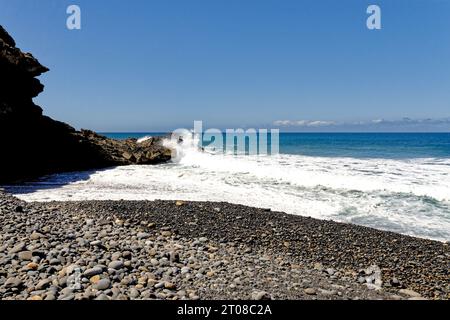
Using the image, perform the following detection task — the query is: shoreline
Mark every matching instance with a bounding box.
[1,191,448,300]
[6,151,450,243]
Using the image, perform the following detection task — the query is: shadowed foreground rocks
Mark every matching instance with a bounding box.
[0,25,171,184]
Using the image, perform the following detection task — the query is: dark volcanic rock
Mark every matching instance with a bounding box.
[0,26,171,183]
[0,26,15,47]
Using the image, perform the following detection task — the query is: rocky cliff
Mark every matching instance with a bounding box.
[0,26,171,184]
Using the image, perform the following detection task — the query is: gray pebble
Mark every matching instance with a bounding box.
[84,266,103,277]
[108,261,124,270]
[94,278,111,290]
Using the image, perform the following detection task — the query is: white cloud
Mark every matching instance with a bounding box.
[272,117,450,131]
[273,120,336,127]
[273,120,296,126]
[307,121,336,127]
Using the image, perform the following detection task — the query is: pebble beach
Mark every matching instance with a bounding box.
[1,191,448,300]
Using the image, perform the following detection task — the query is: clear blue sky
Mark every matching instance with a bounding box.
[1,0,449,132]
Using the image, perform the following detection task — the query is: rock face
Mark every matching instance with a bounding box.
[0,26,171,183]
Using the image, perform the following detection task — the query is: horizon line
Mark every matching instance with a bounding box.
[98,131,450,134]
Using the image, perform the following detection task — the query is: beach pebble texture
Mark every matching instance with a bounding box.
[0,191,448,300]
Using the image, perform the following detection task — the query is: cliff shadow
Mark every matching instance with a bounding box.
[1,167,115,196]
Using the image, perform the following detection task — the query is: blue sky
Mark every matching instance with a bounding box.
[1,0,449,132]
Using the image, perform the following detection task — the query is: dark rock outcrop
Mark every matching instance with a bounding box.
[0,26,171,184]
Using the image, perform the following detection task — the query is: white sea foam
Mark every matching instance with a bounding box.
[137,136,152,143]
[8,137,450,241]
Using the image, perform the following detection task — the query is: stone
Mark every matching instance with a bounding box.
[366,283,382,291]
[30,232,45,240]
[18,251,33,261]
[107,268,116,275]
[26,262,39,270]
[304,288,316,295]
[111,252,122,261]
[4,277,22,289]
[313,262,323,271]
[318,289,337,296]
[108,260,124,270]
[9,242,26,254]
[137,232,150,239]
[94,278,111,290]
[326,268,336,276]
[122,152,133,160]
[60,288,74,297]
[84,266,103,277]
[129,288,140,299]
[138,277,148,285]
[161,231,172,237]
[60,294,75,301]
[391,277,401,287]
[181,267,191,274]
[45,293,56,301]
[159,257,169,266]
[169,251,180,263]
[147,278,157,287]
[66,264,80,275]
[122,251,132,260]
[164,282,176,290]
[150,258,159,266]
[251,291,271,300]
[35,278,52,290]
[90,275,101,284]
[399,289,422,298]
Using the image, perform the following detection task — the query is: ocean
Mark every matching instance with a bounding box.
[6,132,450,242]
